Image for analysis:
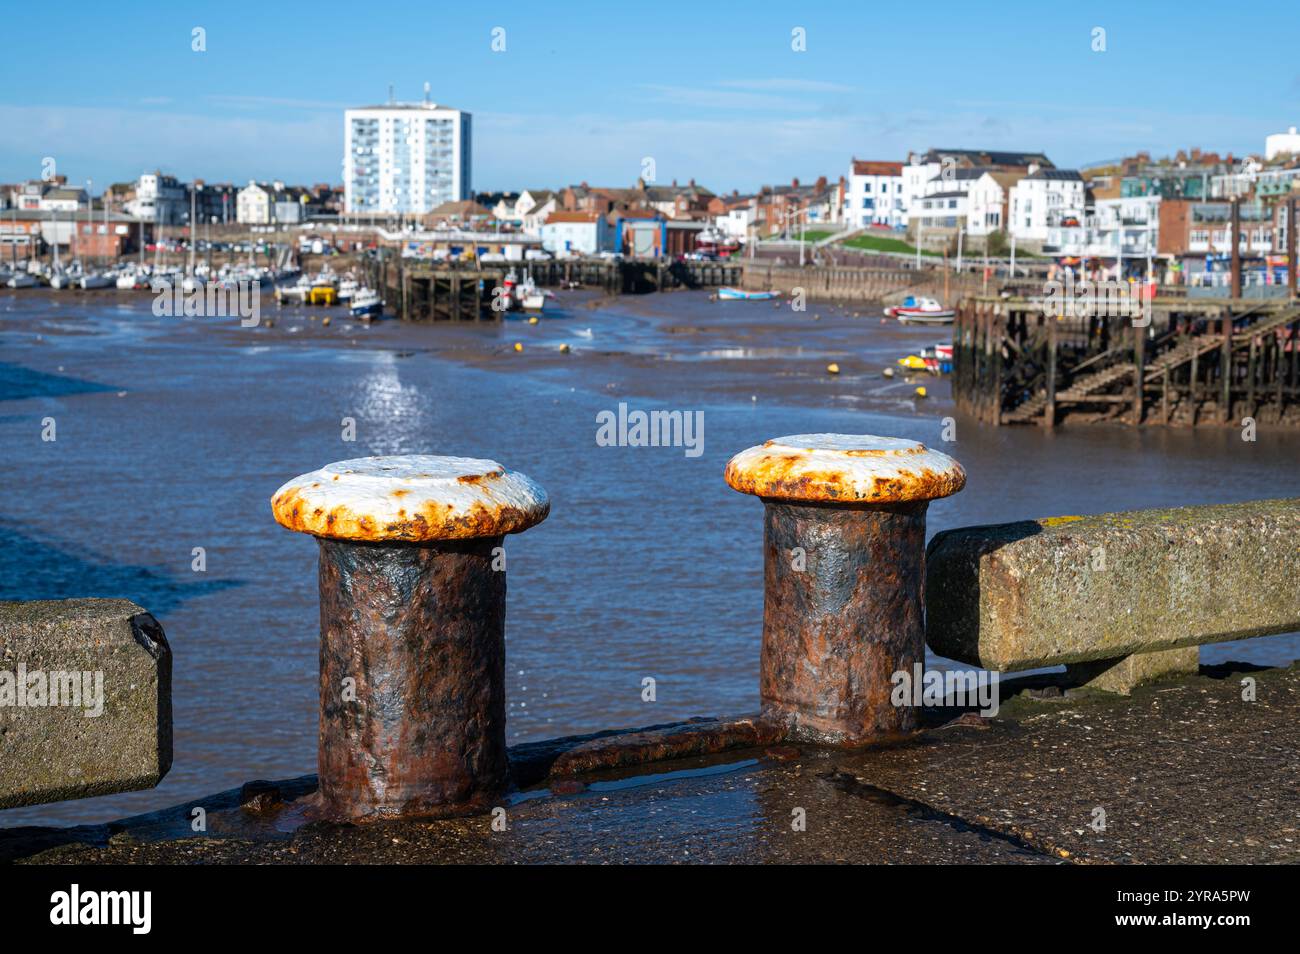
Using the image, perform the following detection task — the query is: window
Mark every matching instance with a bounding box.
[863,198,874,209]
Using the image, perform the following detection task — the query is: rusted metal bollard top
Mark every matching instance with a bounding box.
[725,434,964,745]
[724,433,965,505]
[271,455,550,541]
[272,455,548,821]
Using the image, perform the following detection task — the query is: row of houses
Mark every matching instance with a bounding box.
[0,173,346,227]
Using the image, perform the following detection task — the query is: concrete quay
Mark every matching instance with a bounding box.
[6,660,1296,865]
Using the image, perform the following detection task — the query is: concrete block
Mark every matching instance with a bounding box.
[0,599,172,810]
[1065,647,1200,694]
[926,498,1300,671]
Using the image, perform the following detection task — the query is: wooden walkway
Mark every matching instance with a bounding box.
[957,296,1300,427]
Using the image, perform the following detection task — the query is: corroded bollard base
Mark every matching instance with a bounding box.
[317,537,507,819]
[271,454,549,821]
[761,500,928,744]
[725,434,966,748]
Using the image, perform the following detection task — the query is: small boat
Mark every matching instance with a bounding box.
[349,289,382,319]
[6,272,39,288]
[899,342,955,375]
[308,285,337,306]
[515,270,547,312]
[337,278,359,302]
[80,271,114,290]
[718,287,778,301]
[886,296,955,324]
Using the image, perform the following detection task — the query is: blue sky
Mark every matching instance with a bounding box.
[2,0,1297,194]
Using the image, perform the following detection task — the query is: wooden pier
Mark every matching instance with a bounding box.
[954,295,1300,427]
[384,258,742,321]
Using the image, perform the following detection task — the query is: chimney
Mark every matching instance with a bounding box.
[792,178,800,189]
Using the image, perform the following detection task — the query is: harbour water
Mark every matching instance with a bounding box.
[3,288,1298,825]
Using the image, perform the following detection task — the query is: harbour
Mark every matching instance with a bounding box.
[3,285,1298,829]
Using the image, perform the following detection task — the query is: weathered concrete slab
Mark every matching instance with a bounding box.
[1066,646,1200,694]
[0,599,172,810]
[925,499,1300,672]
[9,663,1297,865]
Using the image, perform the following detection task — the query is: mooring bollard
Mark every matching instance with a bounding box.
[725,434,965,745]
[271,455,549,819]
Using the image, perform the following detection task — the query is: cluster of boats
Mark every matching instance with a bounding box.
[896,342,954,376]
[274,267,381,317]
[0,259,293,293]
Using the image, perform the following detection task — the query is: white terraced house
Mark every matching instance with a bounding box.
[844,160,905,228]
[344,100,472,216]
[1008,168,1086,244]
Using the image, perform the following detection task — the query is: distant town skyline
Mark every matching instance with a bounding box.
[2,0,1297,192]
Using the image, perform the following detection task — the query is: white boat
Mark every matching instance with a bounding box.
[349,288,382,319]
[276,275,313,303]
[338,277,359,301]
[80,271,114,289]
[514,270,546,312]
[717,287,778,301]
[6,272,39,288]
[886,296,956,325]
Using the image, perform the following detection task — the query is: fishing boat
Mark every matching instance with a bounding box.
[717,287,778,301]
[514,270,547,312]
[349,288,382,319]
[337,277,359,302]
[885,296,955,324]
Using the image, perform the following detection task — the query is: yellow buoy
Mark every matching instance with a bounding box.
[322,316,331,326]
[528,316,539,325]
[513,342,524,352]
[559,343,571,353]
[826,362,840,375]
[915,386,928,398]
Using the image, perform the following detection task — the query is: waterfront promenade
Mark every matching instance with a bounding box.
[6,661,1296,864]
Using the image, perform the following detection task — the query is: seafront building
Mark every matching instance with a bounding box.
[343,98,472,217]
[843,160,905,228]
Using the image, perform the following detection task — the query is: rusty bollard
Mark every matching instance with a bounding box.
[725,434,965,745]
[271,455,549,819]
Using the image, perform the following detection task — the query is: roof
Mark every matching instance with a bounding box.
[543,211,603,224]
[920,148,1054,169]
[852,160,904,177]
[429,200,492,218]
[1024,169,1084,182]
[348,101,464,113]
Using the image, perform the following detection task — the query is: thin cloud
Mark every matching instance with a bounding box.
[720,79,856,93]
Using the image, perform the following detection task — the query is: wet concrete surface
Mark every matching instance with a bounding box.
[9,662,1295,864]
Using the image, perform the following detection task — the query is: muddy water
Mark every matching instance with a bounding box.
[2,288,1298,825]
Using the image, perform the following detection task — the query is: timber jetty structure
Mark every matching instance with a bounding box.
[378,258,740,321]
[953,295,1300,427]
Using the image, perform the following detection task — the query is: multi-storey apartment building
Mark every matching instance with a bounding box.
[344,100,472,216]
